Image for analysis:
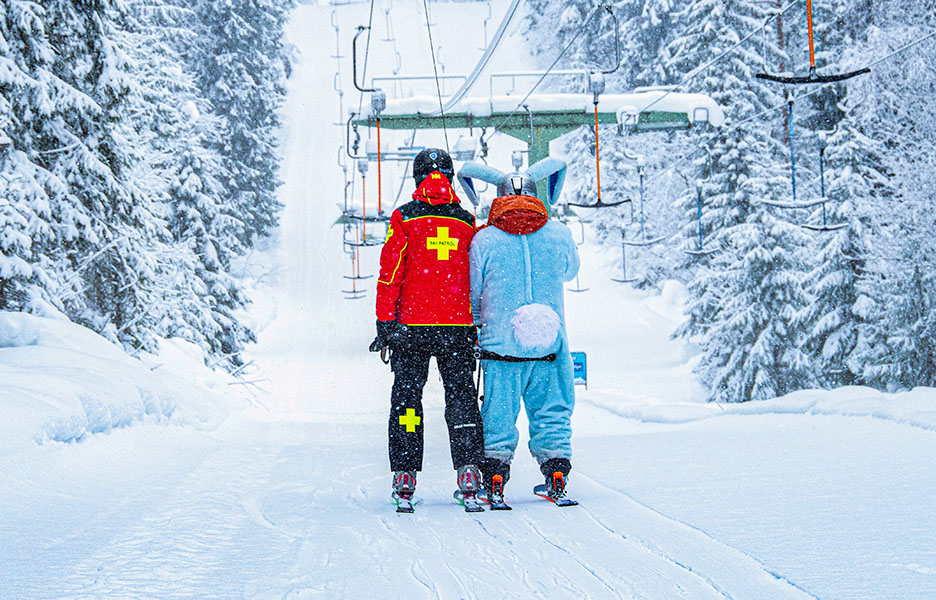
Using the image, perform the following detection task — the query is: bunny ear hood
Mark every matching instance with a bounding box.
[456,162,505,207]
[457,157,567,207]
[526,157,567,206]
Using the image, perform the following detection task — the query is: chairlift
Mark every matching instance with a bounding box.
[612,229,665,284]
[330,10,343,60]
[479,1,492,50]
[611,229,641,284]
[382,0,394,42]
[756,0,870,84]
[683,148,718,256]
[760,96,846,232]
[802,132,847,231]
[613,161,664,284]
[684,184,718,256]
[563,7,627,210]
[554,204,589,293]
[343,227,374,281]
[346,88,391,227]
[333,73,345,127]
[341,245,369,301]
[630,159,664,244]
[345,159,385,247]
[566,219,590,293]
[567,71,631,210]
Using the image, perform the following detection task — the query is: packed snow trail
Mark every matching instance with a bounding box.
[232,3,809,598]
[3,2,936,599]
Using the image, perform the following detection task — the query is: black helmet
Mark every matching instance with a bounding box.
[413,147,454,185]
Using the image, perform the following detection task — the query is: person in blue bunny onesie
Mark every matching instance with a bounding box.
[466,163,580,507]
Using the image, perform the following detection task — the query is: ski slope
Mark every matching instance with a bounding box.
[2,2,936,599]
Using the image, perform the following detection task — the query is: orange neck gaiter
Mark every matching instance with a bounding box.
[486,194,549,235]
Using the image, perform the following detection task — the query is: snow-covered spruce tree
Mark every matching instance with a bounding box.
[795,121,879,387]
[38,1,169,350]
[861,261,936,389]
[793,8,883,388]
[855,8,936,388]
[620,0,681,88]
[190,0,294,250]
[117,0,254,366]
[168,139,255,366]
[0,1,60,309]
[668,0,815,402]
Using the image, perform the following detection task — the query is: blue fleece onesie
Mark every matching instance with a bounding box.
[469,219,580,466]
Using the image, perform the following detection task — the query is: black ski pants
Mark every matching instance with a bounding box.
[388,343,483,472]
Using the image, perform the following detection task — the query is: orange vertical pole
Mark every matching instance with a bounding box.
[805,0,816,69]
[355,229,361,279]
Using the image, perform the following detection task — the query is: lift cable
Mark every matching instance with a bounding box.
[627,0,800,135]
[488,5,612,142]
[429,0,523,115]
[355,0,377,115]
[421,0,449,151]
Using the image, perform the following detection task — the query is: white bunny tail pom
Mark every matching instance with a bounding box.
[511,304,560,351]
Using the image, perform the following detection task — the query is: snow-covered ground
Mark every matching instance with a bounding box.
[2,1,935,598]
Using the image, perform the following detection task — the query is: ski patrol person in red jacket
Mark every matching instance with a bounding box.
[370,148,484,512]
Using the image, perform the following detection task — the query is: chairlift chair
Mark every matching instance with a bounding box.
[556,205,589,293]
[756,0,870,84]
[613,162,664,283]
[802,132,847,231]
[682,149,719,256]
[568,71,631,210]
[341,226,369,300]
[760,97,847,232]
[611,228,640,284]
[684,185,718,256]
[345,159,385,247]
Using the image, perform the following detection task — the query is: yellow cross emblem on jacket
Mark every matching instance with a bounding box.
[399,408,421,432]
[426,226,459,260]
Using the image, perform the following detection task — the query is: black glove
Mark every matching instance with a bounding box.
[374,320,407,349]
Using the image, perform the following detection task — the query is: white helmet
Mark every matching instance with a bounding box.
[496,171,537,197]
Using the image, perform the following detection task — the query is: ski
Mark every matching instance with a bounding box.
[478,489,512,511]
[453,490,485,513]
[390,494,423,513]
[533,483,579,507]
[395,496,415,513]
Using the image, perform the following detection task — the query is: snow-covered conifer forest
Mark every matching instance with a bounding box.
[1,0,293,368]
[2,0,935,598]
[530,0,936,401]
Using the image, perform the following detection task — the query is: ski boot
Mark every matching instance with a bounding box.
[392,471,417,513]
[481,459,512,510]
[533,458,578,507]
[454,464,484,512]
[486,474,512,510]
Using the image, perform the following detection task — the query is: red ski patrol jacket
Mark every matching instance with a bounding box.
[376,171,475,327]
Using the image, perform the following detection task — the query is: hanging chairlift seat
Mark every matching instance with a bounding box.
[756,0,871,85]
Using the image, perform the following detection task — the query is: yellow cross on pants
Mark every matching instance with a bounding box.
[399,408,421,432]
